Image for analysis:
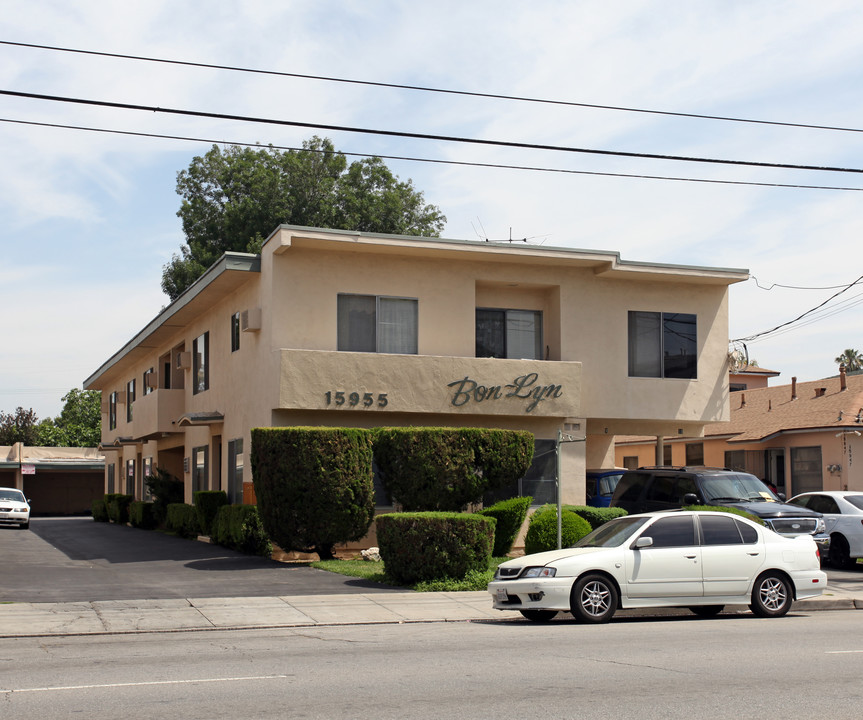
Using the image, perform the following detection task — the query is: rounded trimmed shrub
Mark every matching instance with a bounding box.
[524,505,592,554]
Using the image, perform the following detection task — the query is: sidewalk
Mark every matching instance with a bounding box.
[1,582,861,638]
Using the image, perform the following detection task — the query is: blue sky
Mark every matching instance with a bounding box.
[3,1,863,419]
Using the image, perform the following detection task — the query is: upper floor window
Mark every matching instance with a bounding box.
[126,379,136,422]
[337,294,418,354]
[231,312,241,352]
[193,332,209,394]
[109,391,118,430]
[628,311,697,379]
[143,367,155,396]
[476,308,543,359]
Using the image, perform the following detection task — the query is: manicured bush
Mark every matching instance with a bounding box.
[194,490,228,536]
[683,504,765,525]
[105,493,133,525]
[91,497,109,522]
[373,427,534,511]
[211,504,272,557]
[144,468,184,524]
[251,427,375,560]
[129,501,157,529]
[166,503,200,538]
[478,496,533,556]
[565,504,628,530]
[376,512,496,585]
[524,505,592,554]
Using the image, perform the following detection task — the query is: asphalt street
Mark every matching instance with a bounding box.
[0,517,403,603]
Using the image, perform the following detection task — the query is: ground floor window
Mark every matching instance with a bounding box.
[142,457,153,500]
[193,446,209,493]
[791,446,822,495]
[107,463,115,493]
[685,442,704,466]
[227,439,244,504]
[125,459,135,495]
[482,439,557,507]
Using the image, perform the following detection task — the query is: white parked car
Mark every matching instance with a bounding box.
[788,491,863,569]
[0,488,30,529]
[488,510,826,623]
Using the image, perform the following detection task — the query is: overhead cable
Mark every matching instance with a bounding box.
[4,116,863,192]
[3,39,863,135]
[3,89,863,175]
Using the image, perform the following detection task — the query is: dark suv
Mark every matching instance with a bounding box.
[610,467,829,552]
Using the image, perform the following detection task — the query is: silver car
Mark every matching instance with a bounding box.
[789,491,863,569]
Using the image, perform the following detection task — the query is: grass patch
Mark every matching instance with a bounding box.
[311,556,508,591]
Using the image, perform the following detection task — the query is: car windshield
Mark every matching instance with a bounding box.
[700,473,778,503]
[0,489,25,502]
[844,495,863,511]
[572,516,651,548]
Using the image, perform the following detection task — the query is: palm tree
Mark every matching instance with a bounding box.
[835,349,863,372]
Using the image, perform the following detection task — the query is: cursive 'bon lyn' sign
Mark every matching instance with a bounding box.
[447,373,563,413]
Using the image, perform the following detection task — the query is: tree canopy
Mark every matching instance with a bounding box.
[161,136,447,300]
[835,349,863,372]
[0,390,101,447]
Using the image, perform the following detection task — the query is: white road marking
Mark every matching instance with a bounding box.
[1,674,289,694]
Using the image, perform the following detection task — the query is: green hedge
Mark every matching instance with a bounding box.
[105,493,133,525]
[565,505,628,530]
[376,512,496,585]
[129,501,158,529]
[91,497,109,522]
[166,503,200,538]
[524,505,592,554]
[477,496,532,556]
[373,428,534,511]
[144,468,184,523]
[211,505,272,557]
[194,490,228,536]
[251,427,375,559]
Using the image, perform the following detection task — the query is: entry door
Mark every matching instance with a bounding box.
[626,516,703,598]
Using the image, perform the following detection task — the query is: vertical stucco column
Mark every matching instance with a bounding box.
[655,436,665,465]
[586,433,615,469]
[559,436,586,505]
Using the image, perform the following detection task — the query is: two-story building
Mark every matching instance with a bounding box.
[84,225,747,514]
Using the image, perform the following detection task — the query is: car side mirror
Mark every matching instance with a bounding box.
[683,493,700,505]
[777,493,786,501]
[634,536,653,549]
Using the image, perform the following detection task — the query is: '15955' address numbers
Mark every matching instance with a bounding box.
[324,391,388,408]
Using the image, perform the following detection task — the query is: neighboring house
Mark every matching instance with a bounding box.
[0,444,105,515]
[83,225,747,518]
[730,364,781,392]
[615,366,863,497]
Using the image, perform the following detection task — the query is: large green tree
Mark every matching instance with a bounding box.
[162,136,446,300]
[39,389,102,447]
[0,407,40,445]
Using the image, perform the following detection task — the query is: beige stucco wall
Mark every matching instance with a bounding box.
[86,226,744,519]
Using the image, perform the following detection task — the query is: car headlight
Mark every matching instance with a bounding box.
[815,518,826,534]
[521,567,556,578]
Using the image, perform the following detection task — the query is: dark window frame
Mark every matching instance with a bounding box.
[628,311,697,379]
[475,307,543,360]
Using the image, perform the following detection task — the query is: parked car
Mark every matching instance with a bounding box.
[610,467,829,552]
[0,488,30,529]
[488,510,826,623]
[788,491,863,569]
[586,469,625,507]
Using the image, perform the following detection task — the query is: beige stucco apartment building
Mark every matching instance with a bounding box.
[84,225,747,512]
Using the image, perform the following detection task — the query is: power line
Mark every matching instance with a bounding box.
[733,274,863,343]
[4,116,863,193]
[4,39,863,136]
[4,89,863,175]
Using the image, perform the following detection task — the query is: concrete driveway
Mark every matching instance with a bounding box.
[0,517,402,603]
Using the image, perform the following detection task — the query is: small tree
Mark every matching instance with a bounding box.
[144,468,185,524]
[835,349,863,372]
[251,427,375,560]
[0,407,40,445]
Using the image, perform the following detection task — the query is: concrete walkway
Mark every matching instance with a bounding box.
[2,583,861,638]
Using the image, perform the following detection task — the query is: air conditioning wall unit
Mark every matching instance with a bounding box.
[176,351,192,369]
[241,307,262,332]
[144,372,158,389]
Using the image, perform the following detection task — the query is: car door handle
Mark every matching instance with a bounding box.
[747,552,760,556]
[685,554,697,559]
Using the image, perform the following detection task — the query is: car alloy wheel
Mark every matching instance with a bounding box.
[571,574,618,623]
[828,535,855,570]
[750,572,792,618]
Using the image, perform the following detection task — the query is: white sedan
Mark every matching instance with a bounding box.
[488,510,826,623]
[0,488,30,529]
[788,491,863,569]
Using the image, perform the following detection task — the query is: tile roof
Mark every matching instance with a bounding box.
[707,373,863,443]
